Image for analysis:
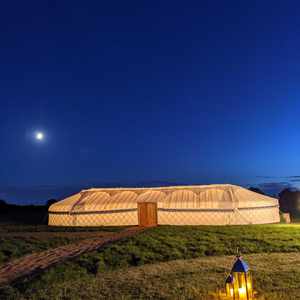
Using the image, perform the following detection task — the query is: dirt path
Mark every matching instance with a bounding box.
[0,226,145,287]
[0,230,114,239]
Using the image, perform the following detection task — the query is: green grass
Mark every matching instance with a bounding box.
[3,252,300,299]
[0,224,123,264]
[66,224,300,272]
[0,205,124,264]
[0,224,124,233]
[2,224,300,299]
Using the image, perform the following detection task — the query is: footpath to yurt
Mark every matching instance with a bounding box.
[0,226,145,286]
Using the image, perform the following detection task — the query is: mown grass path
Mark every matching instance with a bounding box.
[0,226,145,287]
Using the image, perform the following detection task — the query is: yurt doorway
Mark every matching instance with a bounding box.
[138,202,158,227]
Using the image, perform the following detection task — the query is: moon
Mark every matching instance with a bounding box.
[35,132,44,141]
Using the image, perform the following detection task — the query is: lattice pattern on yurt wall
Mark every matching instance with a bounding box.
[158,206,279,225]
[48,211,137,226]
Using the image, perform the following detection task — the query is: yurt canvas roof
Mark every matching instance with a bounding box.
[49,184,278,213]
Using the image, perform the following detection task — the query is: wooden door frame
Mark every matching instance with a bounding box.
[138,202,158,227]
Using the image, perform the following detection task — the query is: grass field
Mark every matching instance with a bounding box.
[3,252,300,300]
[1,224,300,299]
[0,224,122,264]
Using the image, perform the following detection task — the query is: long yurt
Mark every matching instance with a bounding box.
[48,184,280,226]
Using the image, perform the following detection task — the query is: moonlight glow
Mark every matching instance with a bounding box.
[35,132,44,141]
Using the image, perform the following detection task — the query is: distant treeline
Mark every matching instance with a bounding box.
[0,199,57,225]
[248,187,300,218]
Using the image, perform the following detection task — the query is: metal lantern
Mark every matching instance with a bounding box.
[231,255,253,300]
[211,253,256,300]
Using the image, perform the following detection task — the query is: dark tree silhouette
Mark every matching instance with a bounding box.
[248,187,265,195]
[0,199,7,205]
[0,199,8,210]
[46,199,57,207]
[279,188,300,217]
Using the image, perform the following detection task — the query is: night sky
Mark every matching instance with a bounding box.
[1,1,300,204]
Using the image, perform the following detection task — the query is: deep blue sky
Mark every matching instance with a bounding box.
[1,1,300,203]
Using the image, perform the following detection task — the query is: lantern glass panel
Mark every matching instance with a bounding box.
[226,282,234,297]
[232,271,253,300]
